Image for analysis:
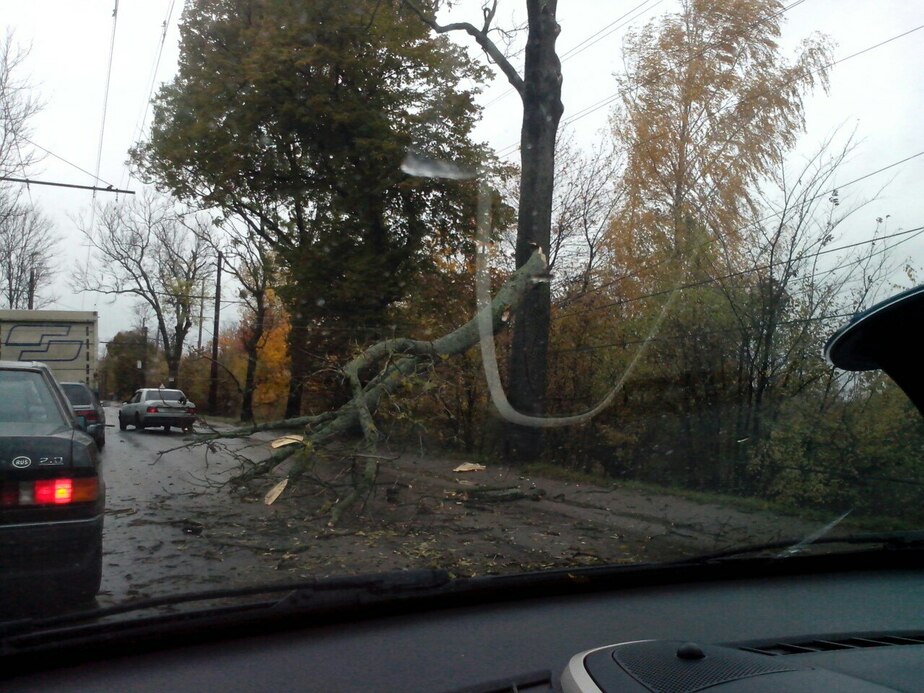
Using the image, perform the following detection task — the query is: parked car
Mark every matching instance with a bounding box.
[59,382,106,449]
[119,388,197,432]
[0,361,104,604]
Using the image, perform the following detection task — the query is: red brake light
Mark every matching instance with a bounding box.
[146,406,159,413]
[186,407,196,415]
[34,479,72,505]
[0,478,98,507]
[83,410,98,422]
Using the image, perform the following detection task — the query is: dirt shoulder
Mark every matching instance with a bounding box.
[199,441,826,579]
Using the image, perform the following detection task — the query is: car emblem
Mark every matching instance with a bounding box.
[11,456,32,469]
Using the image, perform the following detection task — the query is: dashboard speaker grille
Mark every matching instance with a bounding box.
[612,640,797,693]
[741,633,924,656]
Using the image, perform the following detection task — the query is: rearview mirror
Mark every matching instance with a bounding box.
[825,284,924,416]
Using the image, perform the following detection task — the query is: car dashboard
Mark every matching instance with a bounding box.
[5,560,924,692]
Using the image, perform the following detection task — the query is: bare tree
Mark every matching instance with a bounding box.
[75,191,214,387]
[0,190,58,308]
[195,216,278,422]
[0,30,41,180]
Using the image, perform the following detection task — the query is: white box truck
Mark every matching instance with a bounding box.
[0,310,99,389]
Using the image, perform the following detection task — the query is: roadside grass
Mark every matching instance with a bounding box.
[521,461,917,534]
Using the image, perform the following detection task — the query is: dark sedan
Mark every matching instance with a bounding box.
[60,382,107,449]
[0,362,105,604]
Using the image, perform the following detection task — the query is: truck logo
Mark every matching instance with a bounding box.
[11,456,31,469]
[4,324,84,362]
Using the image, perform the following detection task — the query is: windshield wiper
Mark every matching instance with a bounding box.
[0,568,453,643]
[669,529,924,565]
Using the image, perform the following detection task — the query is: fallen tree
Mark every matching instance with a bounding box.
[196,249,548,524]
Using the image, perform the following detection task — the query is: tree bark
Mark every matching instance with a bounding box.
[504,0,563,462]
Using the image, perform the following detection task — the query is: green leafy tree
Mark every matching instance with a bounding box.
[132,0,490,417]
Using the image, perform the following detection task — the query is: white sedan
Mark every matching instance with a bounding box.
[118,388,197,432]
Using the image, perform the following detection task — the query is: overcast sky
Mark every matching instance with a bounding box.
[3,0,923,347]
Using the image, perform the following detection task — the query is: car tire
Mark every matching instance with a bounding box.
[118,415,126,431]
[164,425,171,432]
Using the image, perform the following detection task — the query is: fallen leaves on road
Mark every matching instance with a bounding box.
[264,478,289,505]
[453,462,486,473]
[271,435,304,449]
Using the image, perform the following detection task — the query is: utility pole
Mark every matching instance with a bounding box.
[197,278,205,351]
[208,252,222,413]
[27,268,35,310]
[140,318,148,390]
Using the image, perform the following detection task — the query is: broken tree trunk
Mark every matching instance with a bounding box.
[204,249,548,523]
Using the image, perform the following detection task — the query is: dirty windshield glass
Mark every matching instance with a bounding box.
[0,0,922,622]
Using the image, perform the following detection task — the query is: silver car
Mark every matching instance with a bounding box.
[118,388,197,432]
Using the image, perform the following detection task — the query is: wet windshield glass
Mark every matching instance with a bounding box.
[145,390,186,402]
[61,383,94,406]
[0,371,66,426]
[0,0,922,623]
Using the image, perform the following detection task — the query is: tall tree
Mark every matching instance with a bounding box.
[75,192,214,387]
[610,0,832,268]
[403,0,564,461]
[132,0,489,418]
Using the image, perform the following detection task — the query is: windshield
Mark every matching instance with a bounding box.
[0,370,67,427]
[61,383,94,406]
[145,390,186,402]
[1,0,923,627]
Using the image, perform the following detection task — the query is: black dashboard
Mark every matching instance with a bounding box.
[6,561,924,692]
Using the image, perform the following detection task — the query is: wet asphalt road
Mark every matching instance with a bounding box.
[98,406,280,606]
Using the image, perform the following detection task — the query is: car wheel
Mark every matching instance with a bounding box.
[164,425,171,432]
[118,415,126,431]
[134,413,143,431]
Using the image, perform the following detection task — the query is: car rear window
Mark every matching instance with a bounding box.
[0,370,67,425]
[61,383,94,406]
[145,390,186,402]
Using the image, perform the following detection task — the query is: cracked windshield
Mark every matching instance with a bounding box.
[1,0,922,619]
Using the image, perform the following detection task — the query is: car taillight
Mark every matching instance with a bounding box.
[186,407,196,415]
[0,478,98,507]
[83,410,98,422]
[146,406,159,413]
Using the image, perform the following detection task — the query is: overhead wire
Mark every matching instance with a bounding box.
[555,148,924,311]
[81,1,120,312]
[549,224,924,347]
[481,0,665,110]
[121,0,179,189]
[495,10,920,160]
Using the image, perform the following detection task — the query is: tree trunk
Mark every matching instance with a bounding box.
[504,0,563,462]
[285,319,309,418]
[239,295,266,423]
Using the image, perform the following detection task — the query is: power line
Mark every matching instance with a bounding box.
[497,12,919,160]
[20,137,118,188]
[481,0,665,110]
[549,311,856,356]
[553,222,924,323]
[557,147,924,312]
[0,176,133,195]
[123,0,179,188]
[92,1,120,199]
